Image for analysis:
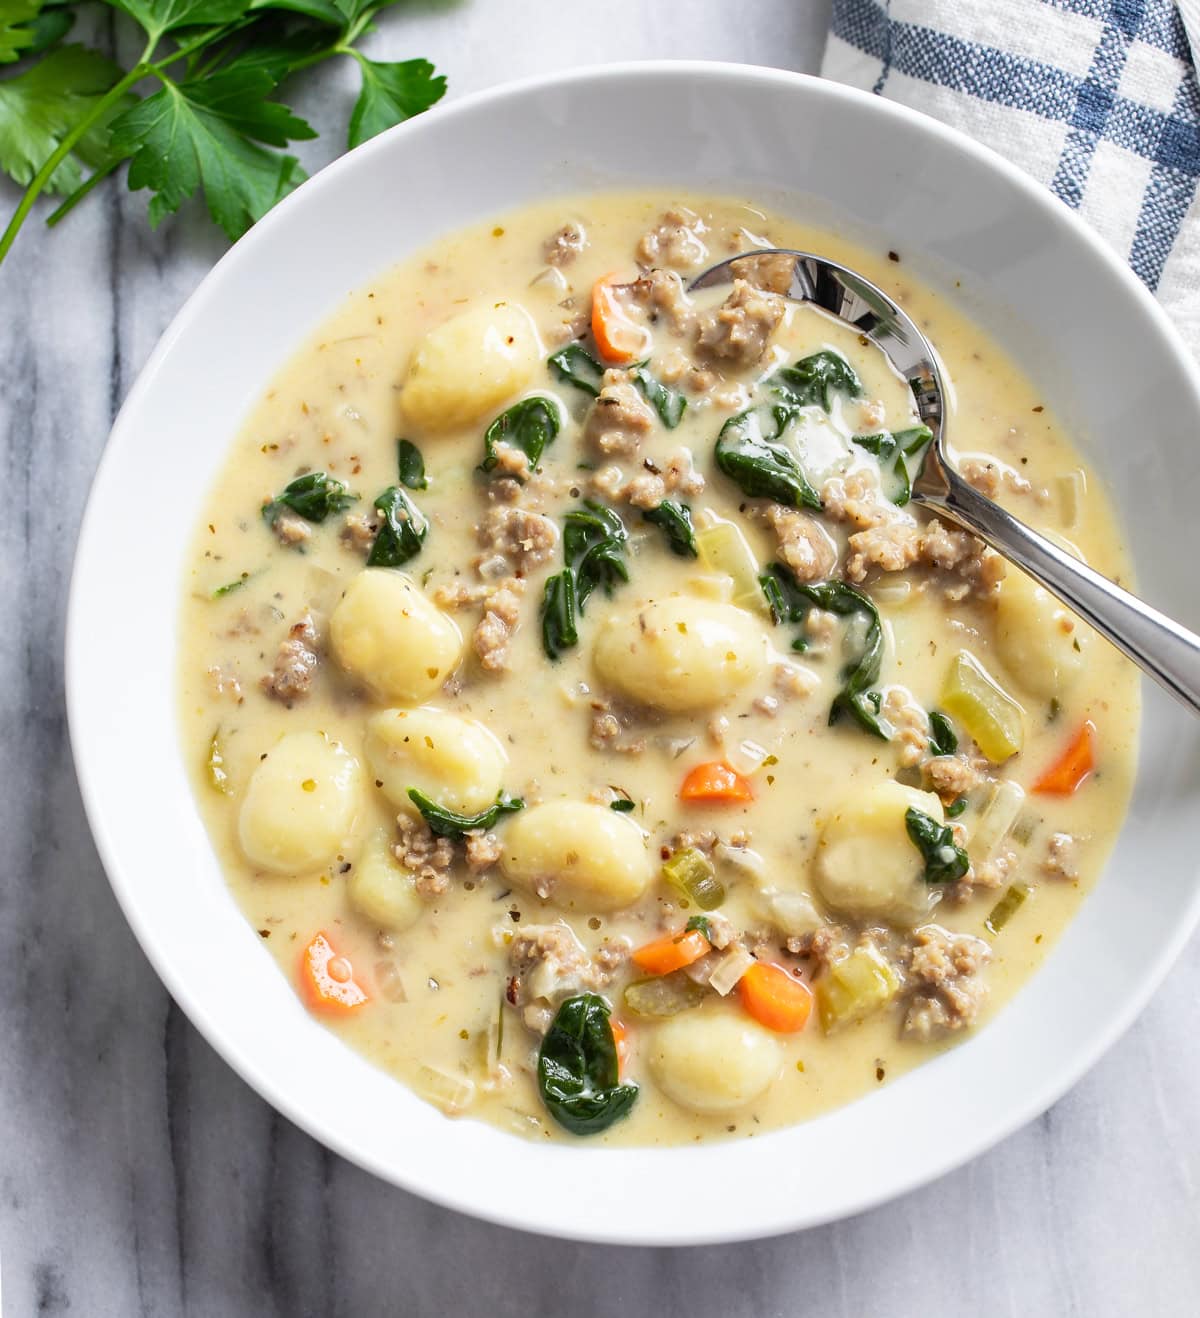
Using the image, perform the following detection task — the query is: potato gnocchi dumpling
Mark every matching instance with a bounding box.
[238,731,360,874]
[348,829,423,932]
[330,569,464,704]
[365,706,508,816]
[995,537,1088,699]
[814,781,942,924]
[648,1008,783,1115]
[500,801,651,910]
[401,302,541,431]
[592,596,769,712]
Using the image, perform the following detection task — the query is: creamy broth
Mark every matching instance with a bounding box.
[179,194,1138,1145]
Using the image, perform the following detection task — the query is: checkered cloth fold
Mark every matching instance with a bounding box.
[824,0,1200,355]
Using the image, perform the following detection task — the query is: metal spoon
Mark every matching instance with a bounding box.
[689,248,1200,714]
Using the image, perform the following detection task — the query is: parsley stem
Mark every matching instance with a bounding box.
[45,157,123,229]
[0,55,153,267]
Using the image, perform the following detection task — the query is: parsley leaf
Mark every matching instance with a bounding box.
[0,45,127,193]
[109,66,315,238]
[0,0,40,64]
[103,0,251,43]
[347,54,445,148]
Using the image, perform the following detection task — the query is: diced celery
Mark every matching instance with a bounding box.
[623,972,707,1018]
[984,882,1030,937]
[941,651,1025,762]
[816,943,900,1033]
[207,730,232,795]
[695,519,767,614]
[662,847,725,910]
[1056,470,1085,530]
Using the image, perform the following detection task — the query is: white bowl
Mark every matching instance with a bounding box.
[67,62,1200,1244]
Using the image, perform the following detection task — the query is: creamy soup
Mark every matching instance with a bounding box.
[179,195,1138,1145]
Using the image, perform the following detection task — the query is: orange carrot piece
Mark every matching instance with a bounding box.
[300,932,369,1013]
[738,961,813,1033]
[631,927,712,976]
[591,272,650,364]
[1033,720,1096,796]
[610,1018,630,1077]
[679,761,754,804]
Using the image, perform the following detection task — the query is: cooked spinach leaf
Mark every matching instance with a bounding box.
[760,563,889,739]
[769,349,863,412]
[367,485,427,567]
[396,438,427,490]
[714,406,822,509]
[852,424,932,505]
[643,500,697,557]
[262,471,356,525]
[540,501,629,659]
[928,710,958,758]
[479,396,561,474]
[610,797,636,813]
[684,915,712,939]
[538,993,638,1136]
[630,365,686,429]
[541,570,579,660]
[945,797,968,819]
[905,807,970,883]
[548,343,605,397]
[407,788,525,840]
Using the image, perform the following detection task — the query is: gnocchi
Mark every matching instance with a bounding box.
[813,781,942,924]
[238,731,360,874]
[330,569,465,704]
[648,1008,783,1115]
[592,596,769,712]
[500,801,651,910]
[365,706,508,815]
[995,535,1088,699]
[401,302,541,431]
[348,829,423,931]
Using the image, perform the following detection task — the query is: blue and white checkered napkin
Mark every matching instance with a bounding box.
[824,0,1200,355]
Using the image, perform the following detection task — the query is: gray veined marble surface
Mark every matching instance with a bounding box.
[1,1,1198,1313]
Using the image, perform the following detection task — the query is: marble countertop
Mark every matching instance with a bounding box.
[2,2,1198,1313]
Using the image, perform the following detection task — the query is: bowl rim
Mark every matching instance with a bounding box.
[66,59,1200,1245]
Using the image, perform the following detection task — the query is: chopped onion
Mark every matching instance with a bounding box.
[373,960,408,1003]
[713,841,766,880]
[967,780,1026,861]
[871,578,913,606]
[415,1064,476,1115]
[530,265,569,296]
[726,739,769,776]
[708,944,754,996]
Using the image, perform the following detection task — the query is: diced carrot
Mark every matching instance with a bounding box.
[1033,720,1095,795]
[738,961,813,1034]
[591,272,651,364]
[300,932,369,1013]
[610,1018,630,1077]
[679,761,754,804]
[631,927,712,976]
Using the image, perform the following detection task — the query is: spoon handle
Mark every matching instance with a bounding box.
[916,471,1200,715]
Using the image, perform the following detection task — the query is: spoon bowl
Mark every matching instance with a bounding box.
[691,248,1200,715]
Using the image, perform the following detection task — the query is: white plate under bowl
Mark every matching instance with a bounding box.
[67,62,1200,1245]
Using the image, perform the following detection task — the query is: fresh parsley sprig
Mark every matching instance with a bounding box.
[0,0,446,266]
